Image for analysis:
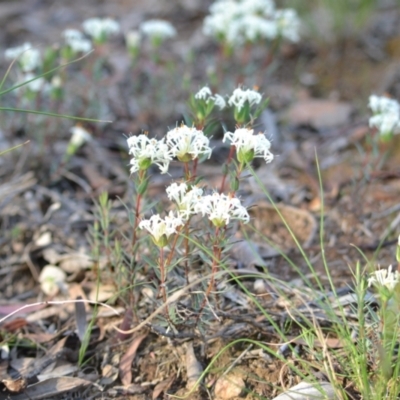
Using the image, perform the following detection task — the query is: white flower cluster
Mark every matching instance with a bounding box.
[195,86,226,110]
[127,134,172,174]
[368,265,400,292]
[5,43,41,72]
[203,0,300,46]
[140,19,176,41]
[228,87,262,111]
[82,17,120,42]
[63,29,93,53]
[127,125,212,174]
[166,182,204,220]
[166,125,212,162]
[223,128,273,164]
[139,211,183,247]
[369,95,400,136]
[196,192,250,227]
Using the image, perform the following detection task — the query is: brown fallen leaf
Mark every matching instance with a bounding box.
[2,376,27,393]
[152,374,175,399]
[119,333,148,386]
[186,342,203,391]
[0,376,91,400]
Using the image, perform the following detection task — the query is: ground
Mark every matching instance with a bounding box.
[1,1,400,399]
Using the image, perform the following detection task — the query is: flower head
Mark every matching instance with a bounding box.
[223,128,273,164]
[368,265,400,292]
[139,211,183,247]
[166,125,212,162]
[203,0,299,47]
[140,20,176,44]
[5,43,41,72]
[166,182,203,220]
[228,87,262,111]
[195,192,249,227]
[368,95,400,136]
[82,18,120,43]
[194,86,226,110]
[63,29,92,53]
[127,134,172,174]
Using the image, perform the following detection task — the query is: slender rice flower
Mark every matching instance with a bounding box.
[369,95,400,136]
[139,211,183,247]
[140,19,176,46]
[195,192,249,227]
[166,182,203,220]
[166,125,212,162]
[203,0,300,47]
[368,265,400,293]
[228,87,262,111]
[274,9,301,42]
[223,128,273,164]
[63,29,93,53]
[5,43,41,72]
[126,30,141,57]
[194,86,226,110]
[82,18,120,43]
[127,134,172,174]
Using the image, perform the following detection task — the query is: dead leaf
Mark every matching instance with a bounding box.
[119,333,148,386]
[2,376,27,393]
[186,342,202,390]
[152,374,175,399]
[74,296,87,341]
[214,374,245,400]
[0,376,91,400]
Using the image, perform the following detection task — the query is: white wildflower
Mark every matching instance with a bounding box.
[22,73,47,93]
[140,19,176,41]
[126,30,141,49]
[214,94,227,110]
[195,86,213,101]
[39,265,67,296]
[166,125,212,162]
[228,87,262,111]
[368,95,400,136]
[82,18,120,42]
[368,265,400,292]
[195,192,249,227]
[63,29,92,53]
[70,125,91,147]
[223,128,273,164]
[203,0,299,46]
[194,86,226,110]
[5,43,41,72]
[166,182,203,220]
[274,8,301,42]
[127,134,172,174]
[139,211,183,247]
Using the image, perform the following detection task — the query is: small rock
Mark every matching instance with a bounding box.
[214,374,245,400]
[287,99,353,130]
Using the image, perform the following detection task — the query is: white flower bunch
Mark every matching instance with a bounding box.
[195,192,249,227]
[166,182,204,220]
[5,43,41,72]
[166,125,212,162]
[228,87,262,111]
[127,134,172,174]
[63,29,92,53]
[195,86,226,110]
[203,0,300,46]
[223,128,273,164]
[139,211,183,247]
[82,18,120,42]
[368,265,400,292]
[369,95,400,136]
[140,19,176,43]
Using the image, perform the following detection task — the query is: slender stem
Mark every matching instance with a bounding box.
[219,145,236,193]
[132,169,145,249]
[196,227,222,323]
[159,247,167,304]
